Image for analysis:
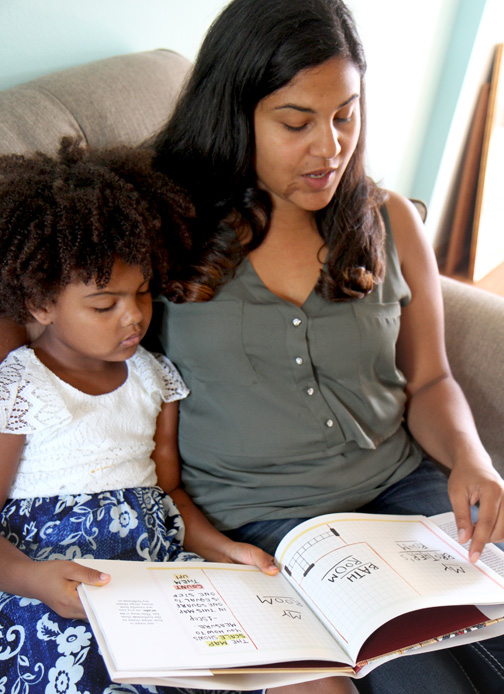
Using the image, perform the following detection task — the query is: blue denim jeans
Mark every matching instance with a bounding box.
[225,458,504,693]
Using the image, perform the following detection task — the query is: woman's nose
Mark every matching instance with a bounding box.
[311,124,341,160]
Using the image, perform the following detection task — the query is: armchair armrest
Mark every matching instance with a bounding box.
[441,275,504,475]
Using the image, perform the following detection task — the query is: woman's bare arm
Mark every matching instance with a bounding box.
[388,191,504,562]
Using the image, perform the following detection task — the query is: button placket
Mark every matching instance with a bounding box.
[284,308,343,439]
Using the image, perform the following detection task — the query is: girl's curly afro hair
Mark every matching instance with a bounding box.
[0,137,194,323]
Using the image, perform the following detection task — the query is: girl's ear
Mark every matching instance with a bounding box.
[27,302,54,326]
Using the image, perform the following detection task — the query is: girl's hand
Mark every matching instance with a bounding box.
[28,560,110,619]
[448,458,504,563]
[221,541,279,575]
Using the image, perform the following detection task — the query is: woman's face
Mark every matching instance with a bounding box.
[253,56,361,217]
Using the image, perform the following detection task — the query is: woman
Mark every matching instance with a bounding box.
[151,0,504,692]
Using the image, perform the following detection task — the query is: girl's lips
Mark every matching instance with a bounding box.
[121,333,142,348]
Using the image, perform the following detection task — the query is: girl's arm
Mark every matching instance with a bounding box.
[153,400,278,573]
[389,191,504,563]
[0,431,110,618]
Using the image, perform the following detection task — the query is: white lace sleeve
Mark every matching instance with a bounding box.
[0,346,71,433]
[132,346,189,403]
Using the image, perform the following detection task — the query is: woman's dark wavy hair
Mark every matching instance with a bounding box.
[0,137,194,323]
[154,0,386,302]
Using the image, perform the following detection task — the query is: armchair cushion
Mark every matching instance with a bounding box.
[0,49,191,155]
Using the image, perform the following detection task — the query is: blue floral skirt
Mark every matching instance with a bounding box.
[0,487,233,694]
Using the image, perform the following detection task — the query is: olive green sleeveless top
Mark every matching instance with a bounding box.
[158,208,422,530]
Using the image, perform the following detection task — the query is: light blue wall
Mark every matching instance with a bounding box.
[411,0,487,205]
[0,0,226,90]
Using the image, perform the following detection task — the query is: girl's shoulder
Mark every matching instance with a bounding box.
[128,345,190,403]
[0,345,39,387]
[0,345,71,434]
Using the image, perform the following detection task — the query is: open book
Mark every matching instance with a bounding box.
[77,512,504,690]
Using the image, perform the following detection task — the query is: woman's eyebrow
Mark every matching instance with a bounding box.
[274,93,360,113]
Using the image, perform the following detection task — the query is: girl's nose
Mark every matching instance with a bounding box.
[122,299,144,327]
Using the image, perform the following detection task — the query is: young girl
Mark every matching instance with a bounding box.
[0,139,277,694]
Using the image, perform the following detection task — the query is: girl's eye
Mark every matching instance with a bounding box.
[93,305,115,313]
[137,279,151,296]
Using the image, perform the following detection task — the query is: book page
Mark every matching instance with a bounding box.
[274,513,504,662]
[430,511,504,577]
[79,584,336,690]
[77,559,352,675]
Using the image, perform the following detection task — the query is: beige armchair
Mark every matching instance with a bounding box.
[1,49,502,475]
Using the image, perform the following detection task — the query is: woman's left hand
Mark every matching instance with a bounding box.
[448,456,504,563]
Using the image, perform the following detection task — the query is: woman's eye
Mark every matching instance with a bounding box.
[335,108,354,123]
[283,123,307,132]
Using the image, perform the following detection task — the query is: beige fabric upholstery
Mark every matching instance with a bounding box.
[0,49,501,476]
[0,49,191,155]
[441,276,504,474]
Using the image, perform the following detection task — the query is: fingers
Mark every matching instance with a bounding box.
[449,471,477,547]
[227,542,279,574]
[468,495,504,563]
[449,466,504,564]
[28,561,95,619]
[255,550,279,575]
[72,564,111,587]
[451,502,474,547]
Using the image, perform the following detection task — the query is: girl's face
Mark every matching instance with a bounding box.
[33,260,152,368]
[253,56,361,219]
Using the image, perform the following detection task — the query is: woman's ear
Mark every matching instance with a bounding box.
[27,302,54,326]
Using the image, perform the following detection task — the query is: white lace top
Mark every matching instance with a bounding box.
[0,345,189,499]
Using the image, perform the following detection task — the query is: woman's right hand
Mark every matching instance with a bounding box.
[21,559,110,620]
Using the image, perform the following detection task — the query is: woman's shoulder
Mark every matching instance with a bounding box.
[382,189,441,309]
[381,189,431,268]
[382,189,423,228]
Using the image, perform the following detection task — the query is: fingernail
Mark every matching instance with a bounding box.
[457,529,466,542]
[470,552,481,564]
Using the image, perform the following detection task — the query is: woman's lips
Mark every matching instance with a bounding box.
[302,168,337,190]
